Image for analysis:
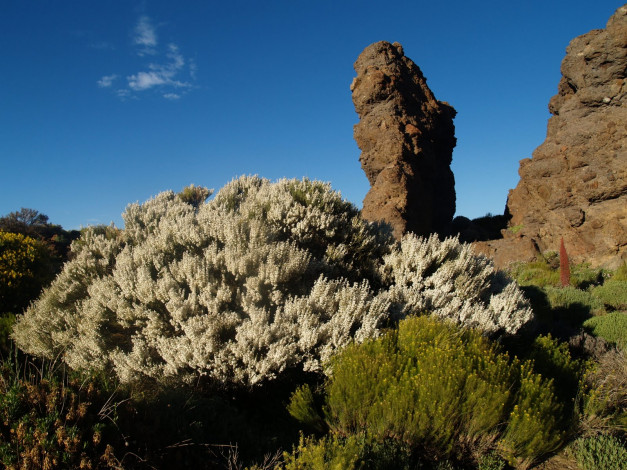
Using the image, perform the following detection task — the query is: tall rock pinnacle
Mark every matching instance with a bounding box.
[351,41,457,239]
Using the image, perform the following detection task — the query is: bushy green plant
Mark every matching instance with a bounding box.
[611,263,627,281]
[544,286,605,316]
[14,177,534,388]
[509,259,560,287]
[294,316,565,467]
[177,183,212,208]
[279,433,450,470]
[0,208,80,281]
[510,257,603,290]
[526,335,585,403]
[280,434,363,470]
[478,452,506,470]
[500,361,565,466]
[287,385,326,433]
[569,434,627,470]
[589,280,627,311]
[583,312,627,350]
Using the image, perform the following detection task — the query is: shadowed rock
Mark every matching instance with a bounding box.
[351,41,457,239]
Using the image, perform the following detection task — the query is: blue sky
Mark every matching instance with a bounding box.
[0,1,623,230]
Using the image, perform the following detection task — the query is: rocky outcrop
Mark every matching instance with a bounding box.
[351,41,457,239]
[475,5,627,269]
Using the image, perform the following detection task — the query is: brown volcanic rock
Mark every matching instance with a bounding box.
[482,6,627,268]
[351,41,457,239]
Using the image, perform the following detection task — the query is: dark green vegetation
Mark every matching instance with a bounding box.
[0,204,625,469]
[0,209,79,322]
[509,253,627,347]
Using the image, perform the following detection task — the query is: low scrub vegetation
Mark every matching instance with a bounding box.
[583,312,627,350]
[12,177,532,388]
[0,359,126,469]
[1,180,625,469]
[568,434,627,470]
[289,316,566,468]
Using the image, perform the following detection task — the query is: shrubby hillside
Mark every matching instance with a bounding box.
[1,177,626,469]
[13,177,532,387]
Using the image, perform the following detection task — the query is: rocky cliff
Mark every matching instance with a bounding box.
[475,5,627,268]
[351,41,457,239]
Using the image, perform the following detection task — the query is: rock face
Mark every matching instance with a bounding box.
[476,5,627,269]
[351,41,457,239]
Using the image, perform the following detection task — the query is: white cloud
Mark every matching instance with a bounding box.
[166,44,184,69]
[98,15,196,100]
[97,74,118,88]
[128,71,168,91]
[127,43,191,91]
[133,16,157,55]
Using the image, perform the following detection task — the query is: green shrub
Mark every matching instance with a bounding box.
[583,312,627,350]
[287,385,326,433]
[279,433,457,470]
[589,280,627,311]
[544,286,605,317]
[500,362,565,465]
[510,258,560,287]
[611,263,627,281]
[177,183,212,208]
[296,316,566,467]
[526,335,585,403]
[509,257,603,289]
[569,434,627,470]
[478,452,506,470]
[281,434,363,470]
[509,224,523,235]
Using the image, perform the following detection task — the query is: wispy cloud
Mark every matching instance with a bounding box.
[97,15,196,100]
[127,44,191,91]
[133,16,157,55]
[97,74,118,88]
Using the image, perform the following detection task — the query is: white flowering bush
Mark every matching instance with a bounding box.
[13,177,391,386]
[381,233,533,335]
[13,176,534,387]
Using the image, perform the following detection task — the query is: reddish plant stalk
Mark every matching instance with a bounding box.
[560,237,570,287]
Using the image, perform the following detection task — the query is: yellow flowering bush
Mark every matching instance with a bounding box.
[0,231,53,315]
